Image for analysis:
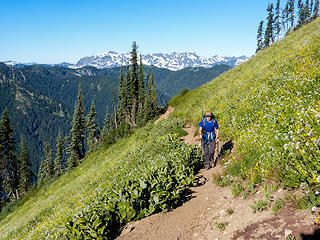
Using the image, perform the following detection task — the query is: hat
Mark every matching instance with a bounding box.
[205,111,213,117]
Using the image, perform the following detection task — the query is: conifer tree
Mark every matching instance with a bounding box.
[38,142,53,186]
[117,67,126,124]
[150,72,158,114]
[54,130,64,176]
[137,54,145,126]
[274,0,281,41]
[87,101,100,150]
[313,0,319,19]
[144,72,153,123]
[256,20,264,53]
[310,0,314,18]
[68,87,86,168]
[288,0,295,30]
[0,109,19,199]
[264,3,274,47]
[305,0,311,21]
[125,65,132,116]
[282,1,290,32]
[112,90,118,129]
[128,41,139,127]
[102,106,111,138]
[18,137,33,195]
[298,0,305,25]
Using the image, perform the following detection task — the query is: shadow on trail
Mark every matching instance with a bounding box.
[212,140,233,167]
[301,228,320,240]
[193,175,208,187]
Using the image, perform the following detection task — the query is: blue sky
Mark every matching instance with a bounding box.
[0,0,271,64]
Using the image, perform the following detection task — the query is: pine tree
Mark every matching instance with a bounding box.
[310,0,314,19]
[274,0,281,41]
[288,0,295,30]
[117,67,126,125]
[102,106,111,138]
[87,101,100,150]
[38,142,53,186]
[125,65,132,117]
[137,54,145,126]
[112,90,118,129]
[150,72,158,115]
[298,0,305,25]
[128,41,139,127]
[313,0,319,19]
[67,87,86,168]
[256,20,264,53]
[282,1,290,33]
[305,0,311,21]
[18,137,33,196]
[264,3,274,47]
[54,130,64,176]
[0,109,19,199]
[144,72,153,123]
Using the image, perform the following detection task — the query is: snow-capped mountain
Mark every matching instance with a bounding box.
[75,52,249,71]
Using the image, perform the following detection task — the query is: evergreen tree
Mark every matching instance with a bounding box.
[102,106,111,138]
[125,65,132,117]
[112,90,118,129]
[87,101,100,150]
[67,87,86,168]
[144,72,153,123]
[310,0,314,19]
[313,0,319,19]
[305,0,310,21]
[54,130,64,176]
[264,3,274,47]
[288,0,295,30]
[117,67,126,125]
[18,137,33,196]
[38,142,53,186]
[128,41,139,127]
[137,54,145,126]
[150,72,158,114]
[274,0,281,41]
[298,0,305,25]
[256,20,264,53]
[282,1,290,32]
[0,109,19,199]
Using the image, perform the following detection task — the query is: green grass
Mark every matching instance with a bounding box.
[2,17,320,240]
[170,18,320,190]
[0,119,202,239]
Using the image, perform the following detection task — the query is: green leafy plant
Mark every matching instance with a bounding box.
[272,198,284,214]
[226,208,234,215]
[250,199,270,213]
[231,183,244,197]
[213,174,232,187]
[214,221,229,231]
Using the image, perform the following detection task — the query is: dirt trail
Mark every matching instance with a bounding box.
[117,108,319,240]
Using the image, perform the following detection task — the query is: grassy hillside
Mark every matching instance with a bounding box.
[170,18,320,190]
[1,16,320,240]
[0,119,202,239]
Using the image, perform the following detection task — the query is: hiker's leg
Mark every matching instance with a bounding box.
[208,140,216,166]
[204,142,210,168]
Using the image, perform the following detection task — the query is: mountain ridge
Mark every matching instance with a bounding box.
[3,52,248,71]
[75,51,249,71]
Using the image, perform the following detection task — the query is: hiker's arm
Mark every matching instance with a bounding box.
[199,127,202,137]
[216,129,219,139]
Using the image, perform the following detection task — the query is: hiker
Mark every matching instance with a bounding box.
[199,111,219,169]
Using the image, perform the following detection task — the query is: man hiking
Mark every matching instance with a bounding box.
[199,111,219,169]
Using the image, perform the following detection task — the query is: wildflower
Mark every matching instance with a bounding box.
[316,191,320,195]
[312,207,317,212]
[317,176,320,183]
